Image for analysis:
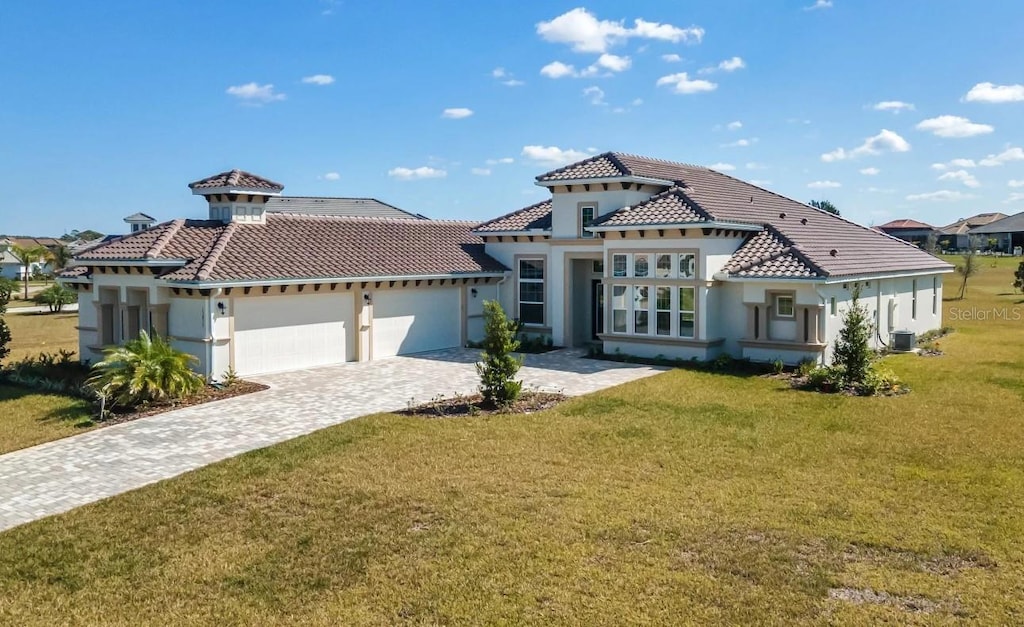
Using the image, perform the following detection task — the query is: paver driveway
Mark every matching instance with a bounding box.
[0,349,662,532]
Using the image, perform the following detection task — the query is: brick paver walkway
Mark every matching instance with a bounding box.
[0,349,662,532]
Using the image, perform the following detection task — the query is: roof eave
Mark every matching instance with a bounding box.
[189,186,283,197]
[157,271,510,289]
[588,220,762,232]
[472,229,551,237]
[534,175,674,188]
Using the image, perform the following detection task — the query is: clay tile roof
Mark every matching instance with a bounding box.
[188,169,284,192]
[591,187,712,227]
[876,218,934,230]
[474,200,552,233]
[74,215,506,283]
[723,228,819,279]
[969,210,1024,234]
[124,212,156,222]
[940,212,1008,235]
[536,151,707,183]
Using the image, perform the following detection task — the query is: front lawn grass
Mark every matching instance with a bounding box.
[0,258,1022,624]
[0,313,92,453]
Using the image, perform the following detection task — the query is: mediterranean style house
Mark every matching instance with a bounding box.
[61,153,952,378]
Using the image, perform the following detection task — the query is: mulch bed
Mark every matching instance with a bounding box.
[398,391,567,418]
[100,381,268,426]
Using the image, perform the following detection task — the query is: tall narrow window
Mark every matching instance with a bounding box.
[656,254,673,278]
[656,286,672,335]
[612,254,628,278]
[634,286,649,334]
[830,297,837,317]
[932,277,938,314]
[580,205,596,238]
[678,253,696,279]
[911,279,918,320]
[518,259,545,325]
[101,304,116,345]
[634,254,650,278]
[127,305,141,340]
[679,287,695,338]
[612,285,628,333]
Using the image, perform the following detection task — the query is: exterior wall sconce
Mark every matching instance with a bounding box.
[363,293,372,304]
[471,288,478,297]
[217,302,226,315]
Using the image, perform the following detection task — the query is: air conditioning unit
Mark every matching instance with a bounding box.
[891,330,916,352]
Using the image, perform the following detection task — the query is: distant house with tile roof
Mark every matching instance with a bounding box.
[60,156,952,378]
[938,212,1007,250]
[968,211,1024,254]
[875,218,937,247]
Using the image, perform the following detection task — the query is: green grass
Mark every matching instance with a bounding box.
[1,258,1023,624]
[0,312,92,453]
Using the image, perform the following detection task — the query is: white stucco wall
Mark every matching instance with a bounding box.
[466,283,499,342]
[550,188,660,239]
[169,296,212,376]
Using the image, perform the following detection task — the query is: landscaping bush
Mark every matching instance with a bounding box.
[475,300,523,408]
[88,331,204,409]
[1014,261,1024,293]
[832,286,874,387]
[32,283,77,313]
[0,288,10,365]
[2,350,90,396]
[0,277,16,303]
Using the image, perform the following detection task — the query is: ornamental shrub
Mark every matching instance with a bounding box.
[475,300,523,408]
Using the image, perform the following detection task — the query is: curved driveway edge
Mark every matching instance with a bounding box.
[0,349,662,533]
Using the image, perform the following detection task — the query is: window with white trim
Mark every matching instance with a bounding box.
[656,286,671,335]
[518,259,545,325]
[656,254,673,278]
[932,277,938,314]
[612,254,628,278]
[775,294,795,318]
[634,254,650,278]
[634,286,649,334]
[612,285,628,332]
[678,253,696,279]
[911,279,918,320]
[679,287,695,338]
[580,205,596,238]
[830,296,837,317]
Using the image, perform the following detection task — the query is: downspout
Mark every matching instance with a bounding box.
[813,285,830,365]
[207,288,222,381]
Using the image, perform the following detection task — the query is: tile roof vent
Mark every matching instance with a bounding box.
[801,218,808,225]
[829,249,838,257]
[779,212,786,219]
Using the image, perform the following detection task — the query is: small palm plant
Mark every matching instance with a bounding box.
[88,331,204,409]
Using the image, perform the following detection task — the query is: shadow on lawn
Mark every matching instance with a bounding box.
[0,384,95,428]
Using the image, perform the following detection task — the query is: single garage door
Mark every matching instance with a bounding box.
[371,288,460,358]
[234,293,354,376]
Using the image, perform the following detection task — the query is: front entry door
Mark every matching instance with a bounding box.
[591,279,604,339]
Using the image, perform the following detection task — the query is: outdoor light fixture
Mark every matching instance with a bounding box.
[363,293,372,304]
[217,302,226,314]
[471,288,478,297]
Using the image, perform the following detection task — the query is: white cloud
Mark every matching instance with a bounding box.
[820,129,911,161]
[583,86,606,105]
[301,74,335,86]
[471,167,491,176]
[388,166,447,180]
[442,107,474,119]
[979,147,1024,167]
[916,115,994,138]
[486,157,515,165]
[872,100,915,113]
[722,138,757,148]
[937,169,980,188]
[750,179,773,186]
[807,180,841,189]
[631,98,644,106]
[492,68,507,78]
[492,67,525,86]
[859,167,880,175]
[727,120,743,131]
[804,0,833,9]
[661,53,682,62]
[226,82,285,103]
[708,162,735,171]
[1005,193,1024,203]
[593,53,631,72]
[964,82,1024,103]
[906,190,974,202]
[865,187,895,193]
[701,56,746,74]
[536,8,703,53]
[656,72,716,94]
[521,145,590,166]
[1009,180,1024,188]
[746,162,767,170]
[540,61,577,79]
[932,158,977,171]
[322,172,340,181]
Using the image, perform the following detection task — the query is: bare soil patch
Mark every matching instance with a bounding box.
[399,391,567,418]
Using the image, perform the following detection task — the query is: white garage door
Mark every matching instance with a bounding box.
[371,288,461,358]
[234,293,354,376]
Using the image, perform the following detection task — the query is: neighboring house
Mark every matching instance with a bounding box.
[874,219,937,247]
[124,213,157,234]
[968,211,1024,254]
[939,212,1007,250]
[61,157,953,378]
[0,238,51,279]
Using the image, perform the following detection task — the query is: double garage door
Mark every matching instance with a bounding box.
[232,288,461,376]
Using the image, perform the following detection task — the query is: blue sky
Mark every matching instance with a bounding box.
[2,1,1023,236]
